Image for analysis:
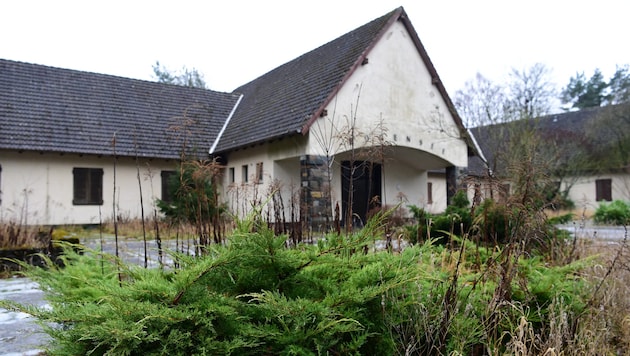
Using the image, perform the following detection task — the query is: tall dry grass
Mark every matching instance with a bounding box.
[0,222,50,249]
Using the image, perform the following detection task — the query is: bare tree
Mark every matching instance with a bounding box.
[455,64,556,127]
[336,97,363,234]
[309,98,344,231]
[508,63,556,119]
[453,73,511,127]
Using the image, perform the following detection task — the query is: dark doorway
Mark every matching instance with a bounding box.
[341,161,382,228]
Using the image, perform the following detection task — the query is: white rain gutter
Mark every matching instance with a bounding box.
[209,94,244,155]
[467,128,492,175]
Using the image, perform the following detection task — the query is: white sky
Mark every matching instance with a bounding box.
[1,0,628,103]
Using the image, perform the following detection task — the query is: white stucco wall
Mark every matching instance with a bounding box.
[219,21,468,222]
[306,20,467,169]
[301,19,466,214]
[220,148,451,224]
[564,172,630,215]
[221,140,306,220]
[0,150,178,225]
[427,173,447,214]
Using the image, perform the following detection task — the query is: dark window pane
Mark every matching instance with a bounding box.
[161,171,176,203]
[255,162,263,184]
[229,167,235,183]
[73,168,103,205]
[596,179,612,202]
[90,169,103,204]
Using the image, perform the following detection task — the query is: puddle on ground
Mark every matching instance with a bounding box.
[0,236,183,354]
[0,277,49,355]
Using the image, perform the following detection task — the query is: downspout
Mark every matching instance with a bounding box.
[209,94,244,155]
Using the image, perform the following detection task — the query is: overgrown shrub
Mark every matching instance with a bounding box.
[157,161,222,225]
[1,211,603,355]
[593,200,630,225]
[3,215,413,355]
[157,160,226,247]
[473,198,512,244]
[406,190,472,244]
[0,222,49,249]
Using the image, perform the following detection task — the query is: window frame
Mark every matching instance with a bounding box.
[161,170,177,203]
[255,162,263,184]
[72,167,104,205]
[595,178,612,202]
[242,165,248,183]
[228,167,235,184]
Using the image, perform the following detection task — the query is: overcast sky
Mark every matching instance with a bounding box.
[2,0,628,108]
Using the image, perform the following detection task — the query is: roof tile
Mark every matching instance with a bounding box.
[0,59,241,160]
[215,8,401,152]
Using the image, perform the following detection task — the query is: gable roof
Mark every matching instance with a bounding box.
[1,7,472,161]
[0,59,241,160]
[214,6,468,153]
[468,104,630,176]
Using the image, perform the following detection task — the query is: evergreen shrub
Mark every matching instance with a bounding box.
[1,213,593,355]
[593,200,630,225]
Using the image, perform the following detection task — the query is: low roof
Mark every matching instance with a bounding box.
[0,59,241,160]
[468,104,630,176]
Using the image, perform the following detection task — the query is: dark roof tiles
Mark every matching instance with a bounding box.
[0,59,241,160]
[2,6,469,160]
[215,8,401,152]
[468,105,627,175]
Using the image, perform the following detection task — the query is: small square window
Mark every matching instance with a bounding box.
[73,168,103,205]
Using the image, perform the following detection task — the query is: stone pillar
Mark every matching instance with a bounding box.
[300,155,332,232]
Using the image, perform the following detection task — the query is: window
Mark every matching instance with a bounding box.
[73,168,103,205]
[229,167,235,184]
[427,182,433,204]
[161,170,176,203]
[596,179,612,202]
[242,165,248,183]
[255,162,263,184]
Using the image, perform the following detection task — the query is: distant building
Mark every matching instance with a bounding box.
[468,104,630,216]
